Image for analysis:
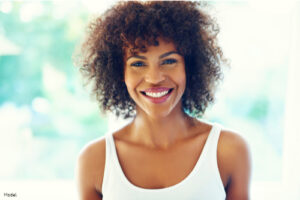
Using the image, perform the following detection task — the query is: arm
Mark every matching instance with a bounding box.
[75,139,106,200]
[223,132,252,200]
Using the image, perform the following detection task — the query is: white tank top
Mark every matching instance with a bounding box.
[102,123,226,200]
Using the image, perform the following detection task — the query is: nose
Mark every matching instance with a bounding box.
[144,66,166,84]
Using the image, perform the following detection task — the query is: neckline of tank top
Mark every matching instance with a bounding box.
[107,122,220,192]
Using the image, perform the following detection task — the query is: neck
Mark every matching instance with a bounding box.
[129,108,197,149]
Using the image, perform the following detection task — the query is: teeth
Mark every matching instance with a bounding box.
[145,90,169,98]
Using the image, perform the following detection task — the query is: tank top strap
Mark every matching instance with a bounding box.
[206,123,222,154]
[102,133,114,193]
[198,123,221,160]
[202,123,225,192]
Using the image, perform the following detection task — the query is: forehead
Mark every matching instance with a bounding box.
[124,37,177,58]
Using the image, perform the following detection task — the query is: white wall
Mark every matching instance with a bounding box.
[282,2,300,199]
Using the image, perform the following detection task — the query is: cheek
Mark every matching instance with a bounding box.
[124,69,140,93]
[180,77,187,94]
[177,66,187,91]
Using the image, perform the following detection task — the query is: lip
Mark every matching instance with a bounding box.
[140,88,173,104]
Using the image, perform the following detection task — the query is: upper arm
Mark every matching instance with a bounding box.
[75,138,106,200]
[221,131,252,200]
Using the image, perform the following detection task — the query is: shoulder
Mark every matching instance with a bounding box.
[75,136,106,199]
[218,127,252,199]
[218,128,251,161]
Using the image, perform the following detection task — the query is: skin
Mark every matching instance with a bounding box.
[75,38,252,200]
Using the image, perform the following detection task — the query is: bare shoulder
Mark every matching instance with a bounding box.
[218,128,251,160]
[218,128,252,200]
[75,137,106,200]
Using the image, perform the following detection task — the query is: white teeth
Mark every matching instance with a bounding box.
[145,91,169,98]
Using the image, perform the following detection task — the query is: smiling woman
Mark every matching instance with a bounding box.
[74,1,251,200]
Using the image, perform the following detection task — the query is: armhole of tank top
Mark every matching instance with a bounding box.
[211,124,227,197]
[101,133,111,194]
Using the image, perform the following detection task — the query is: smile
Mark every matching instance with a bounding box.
[140,88,173,104]
[145,90,169,98]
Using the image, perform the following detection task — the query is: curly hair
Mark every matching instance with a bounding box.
[74,1,226,119]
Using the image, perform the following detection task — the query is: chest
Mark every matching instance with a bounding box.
[113,135,229,190]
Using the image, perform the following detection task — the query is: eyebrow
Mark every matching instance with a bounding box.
[126,51,180,61]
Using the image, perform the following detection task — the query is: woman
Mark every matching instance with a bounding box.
[75,1,251,200]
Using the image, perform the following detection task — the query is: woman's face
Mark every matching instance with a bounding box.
[123,38,186,118]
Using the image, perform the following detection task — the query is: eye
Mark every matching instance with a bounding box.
[162,58,177,65]
[130,61,146,67]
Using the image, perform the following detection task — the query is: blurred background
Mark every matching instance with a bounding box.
[0,0,299,199]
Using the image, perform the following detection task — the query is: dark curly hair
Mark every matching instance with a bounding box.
[74,1,227,119]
